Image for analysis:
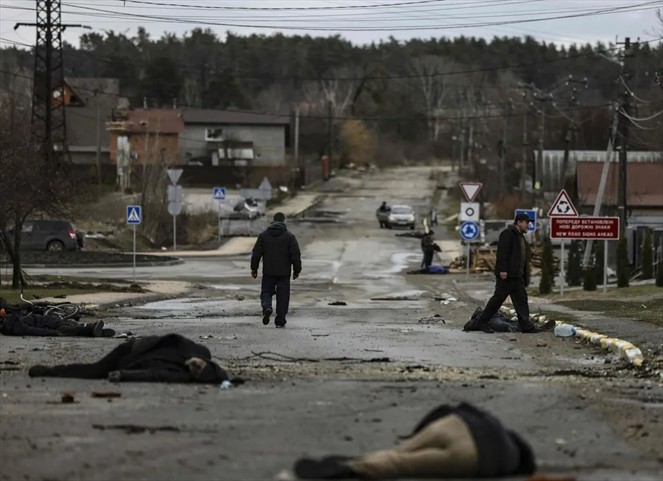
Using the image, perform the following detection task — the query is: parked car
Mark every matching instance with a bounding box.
[384,205,416,230]
[20,220,85,252]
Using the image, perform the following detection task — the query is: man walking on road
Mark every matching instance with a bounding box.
[251,212,302,328]
[475,213,542,334]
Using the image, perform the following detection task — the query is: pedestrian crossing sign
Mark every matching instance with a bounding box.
[126,205,142,225]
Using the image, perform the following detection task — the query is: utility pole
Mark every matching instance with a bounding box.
[521,110,528,193]
[327,100,333,169]
[617,37,636,235]
[14,0,88,169]
[498,101,512,194]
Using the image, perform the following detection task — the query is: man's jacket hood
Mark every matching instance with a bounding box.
[268,221,287,236]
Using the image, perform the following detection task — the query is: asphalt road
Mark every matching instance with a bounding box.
[2,167,662,481]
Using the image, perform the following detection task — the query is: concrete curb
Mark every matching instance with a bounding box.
[501,307,645,367]
[20,259,184,269]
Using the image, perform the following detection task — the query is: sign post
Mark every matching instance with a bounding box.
[213,187,226,242]
[460,221,480,279]
[547,190,580,296]
[166,169,183,252]
[126,205,142,284]
[459,182,483,202]
[550,216,620,294]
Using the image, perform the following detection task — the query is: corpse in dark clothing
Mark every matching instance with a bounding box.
[0,313,111,337]
[294,402,536,479]
[464,307,556,333]
[28,334,229,384]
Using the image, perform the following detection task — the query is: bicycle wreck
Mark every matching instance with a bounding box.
[0,295,115,338]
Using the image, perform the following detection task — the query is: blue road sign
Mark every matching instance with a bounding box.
[460,221,480,241]
[213,187,226,200]
[126,205,142,225]
[514,208,537,233]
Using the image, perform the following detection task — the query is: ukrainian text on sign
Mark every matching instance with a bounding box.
[551,217,620,240]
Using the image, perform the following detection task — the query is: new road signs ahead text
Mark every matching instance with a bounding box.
[551,217,620,240]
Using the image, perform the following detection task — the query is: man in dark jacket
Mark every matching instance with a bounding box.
[251,212,302,328]
[474,213,542,334]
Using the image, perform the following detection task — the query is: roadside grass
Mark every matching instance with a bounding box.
[0,288,101,304]
[530,284,663,327]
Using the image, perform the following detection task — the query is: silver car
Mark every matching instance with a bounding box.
[385,205,416,230]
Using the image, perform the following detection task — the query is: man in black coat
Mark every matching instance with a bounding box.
[251,212,302,328]
[474,213,542,334]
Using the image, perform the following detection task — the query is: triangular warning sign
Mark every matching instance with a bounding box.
[127,208,141,222]
[547,189,578,217]
[459,182,482,202]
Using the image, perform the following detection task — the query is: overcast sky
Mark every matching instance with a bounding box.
[1,0,661,50]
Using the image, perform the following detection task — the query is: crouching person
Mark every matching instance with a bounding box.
[29,334,229,384]
[295,402,536,479]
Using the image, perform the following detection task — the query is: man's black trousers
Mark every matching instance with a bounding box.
[260,275,290,321]
[478,277,530,328]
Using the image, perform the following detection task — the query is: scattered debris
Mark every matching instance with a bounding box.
[536,339,547,347]
[328,301,347,306]
[61,392,76,403]
[418,314,446,324]
[91,392,122,399]
[92,424,180,434]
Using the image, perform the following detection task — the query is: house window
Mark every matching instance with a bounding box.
[205,128,223,141]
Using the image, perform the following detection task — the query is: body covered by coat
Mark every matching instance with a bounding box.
[29,334,228,383]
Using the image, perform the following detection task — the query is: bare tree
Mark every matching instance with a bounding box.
[408,56,458,141]
[0,96,71,289]
[302,67,357,117]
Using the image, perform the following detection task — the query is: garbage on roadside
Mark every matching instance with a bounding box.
[328,301,347,306]
[418,314,446,324]
[553,324,576,338]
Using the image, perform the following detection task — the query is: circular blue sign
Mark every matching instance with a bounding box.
[460,221,480,240]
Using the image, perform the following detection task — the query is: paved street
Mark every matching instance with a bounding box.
[2,167,662,481]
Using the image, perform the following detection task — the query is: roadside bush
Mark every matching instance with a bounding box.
[539,238,554,294]
[641,229,653,280]
[566,240,583,286]
[616,237,630,288]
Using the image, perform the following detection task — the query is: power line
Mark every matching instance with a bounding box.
[55,1,661,32]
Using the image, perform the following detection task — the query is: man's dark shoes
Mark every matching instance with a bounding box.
[262,307,273,325]
[275,317,287,328]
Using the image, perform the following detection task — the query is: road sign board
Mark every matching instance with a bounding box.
[460,221,480,241]
[460,202,480,222]
[166,168,183,185]
[168,202,182,216]
[126,205,142,225]
[547,189,578,217]
[213,187,226,200]
[514,208,537,233]
[167,185,182,203]
[551,217,620,240]
[459,182,482,202]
